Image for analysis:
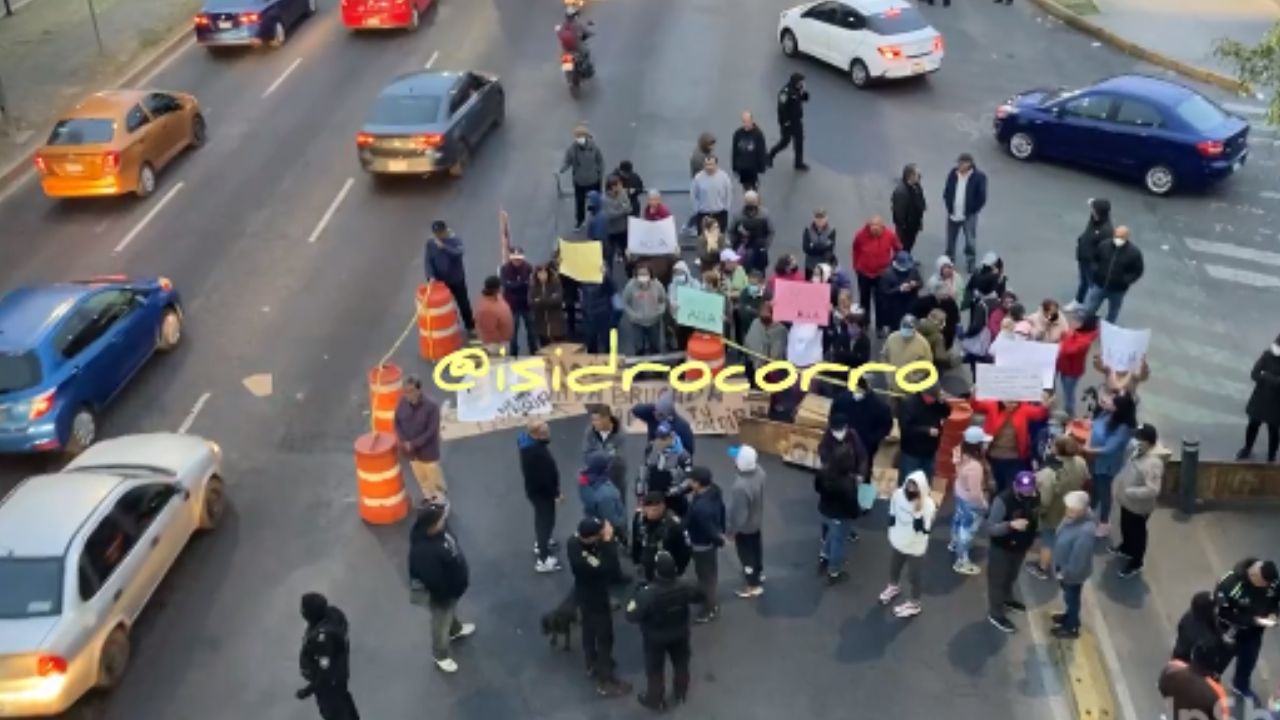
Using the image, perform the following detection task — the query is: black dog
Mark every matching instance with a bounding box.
[540,591,579,651]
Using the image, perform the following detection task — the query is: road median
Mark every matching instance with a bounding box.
[1038,609,1118,720]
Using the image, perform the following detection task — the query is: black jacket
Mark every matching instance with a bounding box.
[776,79,809,126]
[579,275,616,328]
[626,578,706,644]
[1172,591,1232,674]
[630,511,691,580]
[518,433,559,502]
[731,126,769,175]
[299,606,351,688]
[802,223,838,268]
[898,395,951,458]
[685,485,726,550]
[831,390,893,457]
[615,167,645,216]
[1089,239,1144,292]
[1076,199,1113,264]
[891,180,927,236]
[568,535,623,612]
[987,488,1040,553]
[823,314,870,369]
[1246,351,1280,426]
[818,429,868,478]
[1215,558,1280,631]
[408,517,470,604]
[814,455,861,520]
[943,167,988,218]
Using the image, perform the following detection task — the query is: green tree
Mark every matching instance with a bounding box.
[1215,24,1280,125]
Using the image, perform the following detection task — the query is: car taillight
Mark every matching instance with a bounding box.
[356,132,375,148]
[239,11,259,23]
[33,154,48,174]
[932,36,944,53]
[103,151,121,174]
[877,46,903,61]
[995,104,1016,119]
[1196,140,1225,158]
[36,655,67,677]
[413,134,444,149]
[29,390,56,421]
[158,276,173,291]
[561,53,574,64]
[194,14,210,26]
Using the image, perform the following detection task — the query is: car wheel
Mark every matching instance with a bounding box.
[190,113,207,149]
[1144,164,1175,196]
[65,407,98,456]
[157,306,183,351]
[307,0,317,14]
[199,475,227,531]
[135,163,157,198]
[449,144,470,178]
[409,7,419,30]
[95,627,131,689]
[849,59,870,88]
[780,30,798,57]
[271,20,287,46]
[1008,131,1035,161]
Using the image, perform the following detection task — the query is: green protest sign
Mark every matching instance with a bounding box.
[674,286,725,334]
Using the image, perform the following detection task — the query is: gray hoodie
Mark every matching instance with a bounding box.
[561,138,605,186]
[690,169,732,214]
[1053,512,1097,585]
[622,277,668,327]
[603,190,631,235]
[727,447,765,535]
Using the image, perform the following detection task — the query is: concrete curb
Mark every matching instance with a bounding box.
[0,23,195,196]
[1027,0,1249,95]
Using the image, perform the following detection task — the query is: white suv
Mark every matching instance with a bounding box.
[779,0,944,88]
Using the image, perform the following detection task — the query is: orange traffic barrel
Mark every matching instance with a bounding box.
[681,332,725,381]
[367,363,403,434]
[417,282,465,361]
[353,432,410,525]
[933,400,973,487]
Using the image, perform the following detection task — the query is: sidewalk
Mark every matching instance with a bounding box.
[0,0,199,177]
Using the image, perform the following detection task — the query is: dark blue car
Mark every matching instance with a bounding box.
[0,277,184,455]
[993,74,1249,196]
[194,0,317,48]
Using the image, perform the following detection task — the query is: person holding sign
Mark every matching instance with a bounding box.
[668,261,702,350]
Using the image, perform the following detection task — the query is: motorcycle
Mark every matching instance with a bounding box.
[555,24,594,95]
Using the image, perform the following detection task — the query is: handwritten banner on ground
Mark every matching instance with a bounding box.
[557,238,603,283]
[674,286,725,334]
[1101,321,1150,372]
[455,361,553,422]
[975,364,1045,402]
[994,339,1059,389]
[772,280,830,326]
[627,216,679,256]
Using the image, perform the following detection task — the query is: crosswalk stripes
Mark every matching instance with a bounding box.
[1181,236,1280,288]
[1183,236,1280,268]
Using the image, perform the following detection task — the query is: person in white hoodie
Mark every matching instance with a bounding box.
[879,470,936,618]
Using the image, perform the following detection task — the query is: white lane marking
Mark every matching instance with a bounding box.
[1260,190,1280,200]
[306,178,355,244]
[177,392,212,433]
[425,50,439,69]
[112,182,185,254]
[1184,236,1280,268]
[1203,263,1280,288]
[1223,101,1267,116]
[262,58,303,98]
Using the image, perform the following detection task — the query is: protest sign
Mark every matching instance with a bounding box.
[557,238,603,283]
[1101,321,1150,372]
[674,286,726,334]
[772,280,830,325]
[975,364,1045,402]
[994,339,1059,388]
[786,323,823,367]
[455,361,554,422]
[440,403,584,441]
[627,216,679,256]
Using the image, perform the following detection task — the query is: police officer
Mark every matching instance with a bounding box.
[767,72,810,171]
[631,492,692,583]
[1214,557,1280,699]
[296,592,360,720]
[626,551,706,711]
[568,517,633,698]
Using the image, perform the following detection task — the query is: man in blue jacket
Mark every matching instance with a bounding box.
[424,220,475,334]
[942,154,988,274]
[631,390,696,458]
[685,467,726,622]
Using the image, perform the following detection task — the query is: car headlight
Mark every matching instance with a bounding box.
[207,440,223,465]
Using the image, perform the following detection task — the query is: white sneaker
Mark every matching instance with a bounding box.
[435,657,459,673]
[535,557,562,573]
[451,623,476,640]
[735,586,764,599]
[1063,300,1081,313]
[879,584,901,605]
[953,561,981,576]
[893,600,922,618]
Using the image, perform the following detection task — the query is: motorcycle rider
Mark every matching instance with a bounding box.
[557,9,594,78]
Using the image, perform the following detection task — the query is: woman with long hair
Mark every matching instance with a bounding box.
[1084,390,1138,538]
[951,427,992,575]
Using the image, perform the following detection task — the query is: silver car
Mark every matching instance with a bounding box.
[0,432,225,717]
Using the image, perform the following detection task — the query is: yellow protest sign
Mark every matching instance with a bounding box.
[557,238,604,283]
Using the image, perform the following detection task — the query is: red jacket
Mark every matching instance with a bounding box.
[643,203,672,221]
[852,225,902,278]
[1056,327,1100,378]
[970,400,1049,460]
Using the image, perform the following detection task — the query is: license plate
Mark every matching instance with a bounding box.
[63,162,84,173]
[217,20,232,28]
[561,61,574,71]
[366,17,382,26]
[386,160,408,172]
[910,61,925,74]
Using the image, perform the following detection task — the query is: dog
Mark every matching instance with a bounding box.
[540,591,579,652]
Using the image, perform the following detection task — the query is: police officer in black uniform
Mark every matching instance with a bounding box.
[631,492,692,583]
[627,551,706,711]
[1214,557,1280,699]
[568,517,633,698]
[767,72,810,171]
[296,592,360,720]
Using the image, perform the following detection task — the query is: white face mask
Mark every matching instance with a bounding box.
[1271,343,1280,356]
[1113,237,1126,246]
[853,391,866,401]
[576,137,587,146]
[637,275,651,284]
[832,429,847,440]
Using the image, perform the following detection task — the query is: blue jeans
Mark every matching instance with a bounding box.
[1083,285,1126,324]
[509,309,538,357]
[1060,582,1083,631]
[989,457,1027,496]
[898,453,936,487]
[951,498,982,564]
[1091,472,1114,523]
[1059,373,1080,418]
[821,517,849,571]
[945,215,979,271]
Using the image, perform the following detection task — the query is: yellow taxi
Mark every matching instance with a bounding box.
[33,90,206,199]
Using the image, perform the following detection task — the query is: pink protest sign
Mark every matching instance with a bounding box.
[772,280,830,326]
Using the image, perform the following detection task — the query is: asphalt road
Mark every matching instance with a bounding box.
[0,0,1277,717]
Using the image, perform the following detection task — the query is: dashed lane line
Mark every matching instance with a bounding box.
[1223,101,1268,117]
[262,58,303,99]
[112,182,185,254]
[177,392,212,434]
[306,178,355,244]
[425,51,439,69]
[1184,236,1280,268]
[1202,264,1280,288]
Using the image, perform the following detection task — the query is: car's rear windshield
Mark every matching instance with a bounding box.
[866,7,930,34]
[369,94,442,126]
[0,352,42,394]
[1175,95,1229,133]
[0,558,63,619]
[46,119,115,146]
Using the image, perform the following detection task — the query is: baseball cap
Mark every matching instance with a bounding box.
[1013,471,1037,495]
[578,517,604,538]
[720,248,741,264]
[830,414,849,431]
[418,501,446,527]
[431,220,448,234]
[655,422,674,438]
[963,426,992,444]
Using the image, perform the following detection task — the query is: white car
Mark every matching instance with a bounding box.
[0,433,225,717]
[778,0,944,88]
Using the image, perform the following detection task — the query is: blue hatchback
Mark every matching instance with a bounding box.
[993,74,1249,196]
[194,0,317,48]
[0,277,184,455]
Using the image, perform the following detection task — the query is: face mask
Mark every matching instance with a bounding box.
[637,275,651,284]
[576,137,587,146]
[832,429,847,440]
[901,328,915,338]
[1271,343,1280,356]
[1113,237,1126,246]
[748,285,762,297]
[853,391,866,401]
[745,206,758,216]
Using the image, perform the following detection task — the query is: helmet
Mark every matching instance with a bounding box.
[565,7,580,19]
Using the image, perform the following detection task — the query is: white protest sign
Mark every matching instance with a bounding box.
[786,323,823,368]
[455,361,553,422]
[994,339,1059,388]
[975,364,1045,402]
[1100,321,1150,372]
[627,216,679,256]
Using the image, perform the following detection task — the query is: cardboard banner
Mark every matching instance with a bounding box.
[557,238,604,283]
[455,360,553,422]
[772,280,830,325]
[1101,321,1150,372]
[627,216,679,256]
[974,364,1044,402]
[993,339,1059,389]
[674,286,726,334]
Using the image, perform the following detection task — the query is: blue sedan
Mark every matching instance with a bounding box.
[993,74,1249,196]
[0,277,184,455]
[194,0,317,48]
